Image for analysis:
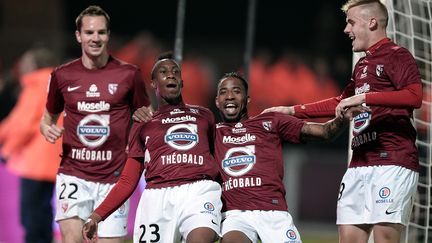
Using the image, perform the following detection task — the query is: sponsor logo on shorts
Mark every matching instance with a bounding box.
[385,209,397,215]
[200,202,218,217]
[203,202,215,211]
[376,187,394,204]
[211,219,218,226]
[285,229,300,242]
[379,187,391,199]
[114,204,128,219]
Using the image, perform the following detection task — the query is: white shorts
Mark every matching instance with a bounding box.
[336,165,418,226]
[133,180,222,243]
[55,173,130,237]
[221,210,302,243]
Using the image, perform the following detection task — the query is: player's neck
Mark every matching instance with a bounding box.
[157,96,183,109]
[81,53,109,70]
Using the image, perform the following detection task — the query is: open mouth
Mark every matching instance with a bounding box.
[166,83,178,88]
[224,103,238,113]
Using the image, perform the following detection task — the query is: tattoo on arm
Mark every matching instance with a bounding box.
[300,117,347,142]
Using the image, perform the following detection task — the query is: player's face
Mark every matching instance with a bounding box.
[75,16,109,59]
[151,59,182,102]
[344,6,370,52]
[216,77,249,123]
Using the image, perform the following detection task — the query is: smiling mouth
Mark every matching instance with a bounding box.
[224,103,238,113]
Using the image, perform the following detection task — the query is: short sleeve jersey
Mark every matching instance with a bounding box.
[344,39,421,171]
[214,112,305,212]
[127,103,218,189]
[46,57,150,183]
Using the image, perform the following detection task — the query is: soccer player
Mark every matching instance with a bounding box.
[39,5,150,243]
[264,1,423,242]
[82,57,222,243]
[215,72,356,243]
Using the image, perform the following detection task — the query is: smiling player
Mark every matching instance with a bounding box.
[83,55,222,243]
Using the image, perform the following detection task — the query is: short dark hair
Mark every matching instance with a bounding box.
[75,5,110,32]
[219,71,249,94]
[150,51,181,79]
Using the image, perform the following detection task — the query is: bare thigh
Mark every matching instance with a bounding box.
[221,230,252,243]
[187,227,218,243]
[372,223,403,243]
[338,224,372,243]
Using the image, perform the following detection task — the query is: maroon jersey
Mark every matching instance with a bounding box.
[215,112,305,211]
[341,39,421,171]
[127,103,218,189]
[46,57,150,183]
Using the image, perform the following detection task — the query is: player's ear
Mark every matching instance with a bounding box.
[247,95,251,104]
[150,79,156,89]
[369,18,378,30]
[75,30,82,43]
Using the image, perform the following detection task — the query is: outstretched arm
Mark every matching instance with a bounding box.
[263,96,341,119]
[335,83,422,118]
[39,109,63,143]
[299,105,367,142]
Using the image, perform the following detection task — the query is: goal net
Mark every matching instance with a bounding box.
[385,0,432,242]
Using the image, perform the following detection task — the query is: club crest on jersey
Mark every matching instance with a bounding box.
[86,84,100,97]
[360,66,368,79]
[232,122,246,133]
[108,83,118,95]
[222,145,256,177]
[376,64,384,77]
[164,123,198,150]
[352,112,371,135]
[262,121,272,131]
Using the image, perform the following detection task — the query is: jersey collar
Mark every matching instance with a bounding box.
[366,38,391,55]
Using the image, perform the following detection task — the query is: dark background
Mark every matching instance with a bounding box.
[0,0,352,226]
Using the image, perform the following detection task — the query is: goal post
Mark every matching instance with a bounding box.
[385,0,431,242]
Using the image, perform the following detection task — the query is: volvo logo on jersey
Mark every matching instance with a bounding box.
[352,112,371,135]
[77,114,110,147]
[222,145,256,177]
[164,123,198,150]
